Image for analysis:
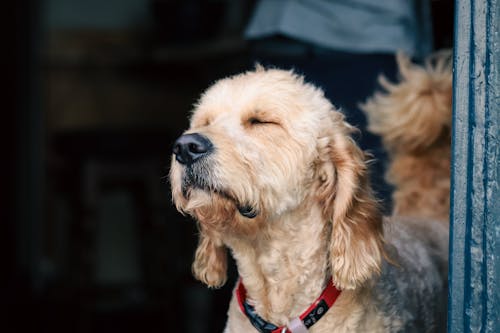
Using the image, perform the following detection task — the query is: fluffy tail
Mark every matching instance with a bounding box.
[362,51,452,153]
[361,51,453,222]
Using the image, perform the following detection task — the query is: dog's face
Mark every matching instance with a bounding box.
[171,68,332,230]
[170,68,384,289]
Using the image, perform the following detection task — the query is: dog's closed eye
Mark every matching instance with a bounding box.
[247,117,279,126]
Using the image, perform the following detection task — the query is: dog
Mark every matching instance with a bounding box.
[170,66,448,332]
[361,51,452,224]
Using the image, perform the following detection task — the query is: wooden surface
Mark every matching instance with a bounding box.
[449,0,499,332]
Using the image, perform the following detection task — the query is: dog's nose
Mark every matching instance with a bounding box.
[173,133,213,165]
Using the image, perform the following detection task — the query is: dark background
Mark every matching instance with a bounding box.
[5,1,453,332]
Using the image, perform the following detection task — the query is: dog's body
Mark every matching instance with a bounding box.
[224,216,448,333]
[170,67,449,332]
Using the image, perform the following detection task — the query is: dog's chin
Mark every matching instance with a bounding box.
[181,177,258,219]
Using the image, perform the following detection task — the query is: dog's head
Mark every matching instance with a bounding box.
[170,67,384,290]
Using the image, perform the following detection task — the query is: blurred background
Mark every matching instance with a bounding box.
[6,1,453,332]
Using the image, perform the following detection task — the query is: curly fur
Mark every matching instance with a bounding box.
[170,67,448,332]
[361,51,452,223]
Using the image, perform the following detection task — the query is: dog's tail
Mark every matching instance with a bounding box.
[362,50,453,154]
[361,51,453,222]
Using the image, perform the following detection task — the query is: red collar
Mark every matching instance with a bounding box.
[235,278,341,333]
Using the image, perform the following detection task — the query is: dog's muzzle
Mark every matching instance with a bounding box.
[173,133,213,165]
[173,133,258,219]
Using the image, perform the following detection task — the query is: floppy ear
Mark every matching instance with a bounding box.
[170,170,227,288]
[316,113,385,290]
[172,187,233,288]
[192,227,228,288]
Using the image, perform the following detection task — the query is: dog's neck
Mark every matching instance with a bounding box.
[225,202,331,326]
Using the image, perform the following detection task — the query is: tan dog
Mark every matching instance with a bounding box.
[362,52,452,224]
[170,67,448,332]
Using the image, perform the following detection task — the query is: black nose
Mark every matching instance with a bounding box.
[173,133,213,165]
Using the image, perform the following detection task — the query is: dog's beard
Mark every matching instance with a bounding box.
[181,160,217,197]
[180,159,258,219]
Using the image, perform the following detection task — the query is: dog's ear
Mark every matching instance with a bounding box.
[174,189,231,288]
[192,227,227,288]
[316,113,384,290]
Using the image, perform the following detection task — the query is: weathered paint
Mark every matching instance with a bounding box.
[449,0,499,332]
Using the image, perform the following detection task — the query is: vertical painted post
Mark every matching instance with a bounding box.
[449,0,499,332]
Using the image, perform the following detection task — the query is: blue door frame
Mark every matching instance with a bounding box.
[449,0,499,332]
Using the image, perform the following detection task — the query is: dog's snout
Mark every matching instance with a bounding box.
[173,133,213,165]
